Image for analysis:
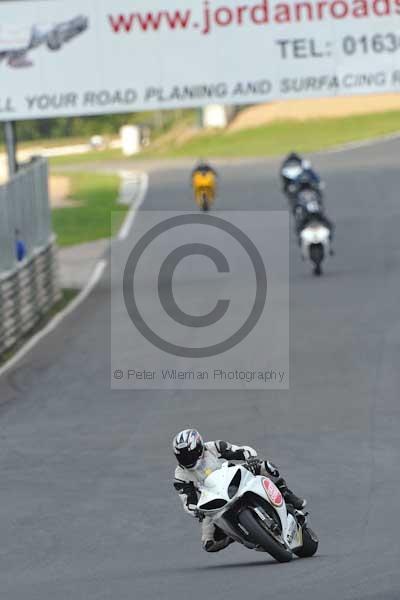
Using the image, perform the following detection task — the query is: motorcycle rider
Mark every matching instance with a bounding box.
[191,159,217,180]
[191,160,218,209]
[293,183,324,225]
[281,152,323,199]
[173,429,306,553]
[296,199,335,252]
[294,170,323,204]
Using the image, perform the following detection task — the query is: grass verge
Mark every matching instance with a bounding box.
[0,289,78,367]
[50,109,400,166]
[146,109,400,159]
[51,171,125,246]
[50,148,123,167]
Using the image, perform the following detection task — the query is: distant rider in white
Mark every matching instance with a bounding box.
[173,429,306,552]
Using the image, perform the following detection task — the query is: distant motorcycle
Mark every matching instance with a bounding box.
[192,169,216,211]
[197,462,318,563]
[280,153,324,213]
[294,194,323,232]
[281,161,305,199]
[300,221,331,276]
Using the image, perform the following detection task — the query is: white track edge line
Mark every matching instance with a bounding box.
[0,259,107,379]
[118,172,149,240]
[0,171,149,379]
[314,131,400,156]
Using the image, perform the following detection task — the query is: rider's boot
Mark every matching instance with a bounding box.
[275,477,307,510]
[294,509,307,526]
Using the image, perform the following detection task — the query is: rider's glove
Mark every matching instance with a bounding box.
[245,457,262,476]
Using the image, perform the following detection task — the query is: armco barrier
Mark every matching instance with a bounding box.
[0,157,52,272]
[0,159,61,359]
[0,239,61,359]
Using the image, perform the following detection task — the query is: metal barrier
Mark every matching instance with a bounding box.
[0,158,61,359]
[0,157,52,272]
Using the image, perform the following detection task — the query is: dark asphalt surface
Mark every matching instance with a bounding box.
[1,139,400,599]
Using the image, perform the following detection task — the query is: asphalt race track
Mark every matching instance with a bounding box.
[1,139,400,599]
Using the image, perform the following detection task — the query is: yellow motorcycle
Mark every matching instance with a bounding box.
[192,169,216,211]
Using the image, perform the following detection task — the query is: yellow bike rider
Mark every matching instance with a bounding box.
[191,161,217,211]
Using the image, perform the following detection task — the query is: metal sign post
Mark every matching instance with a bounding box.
[3,121,18,178]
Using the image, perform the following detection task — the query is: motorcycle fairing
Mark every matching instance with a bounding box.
[197,464,303,551]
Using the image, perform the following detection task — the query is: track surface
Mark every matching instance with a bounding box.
[1,139,400,599]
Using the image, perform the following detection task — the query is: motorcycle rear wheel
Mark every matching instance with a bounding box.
[238,509,293,563]
[313,264,322,276]
[310,243,324,277]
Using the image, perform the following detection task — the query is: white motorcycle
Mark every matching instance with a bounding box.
[197,462,318,563]
[300,221,331,277]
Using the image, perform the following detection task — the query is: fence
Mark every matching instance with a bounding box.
[0,157,52,272]
[0,158,61,359]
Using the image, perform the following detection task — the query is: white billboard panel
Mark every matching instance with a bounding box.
[1,0,400,120]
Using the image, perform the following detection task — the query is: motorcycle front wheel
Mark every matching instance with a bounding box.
[238,508,293,563]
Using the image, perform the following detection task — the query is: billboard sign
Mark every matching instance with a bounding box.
[1,0,400,120]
